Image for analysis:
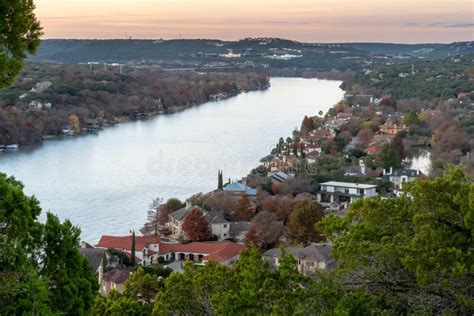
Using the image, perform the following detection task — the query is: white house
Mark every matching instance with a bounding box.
[317,181,378,204]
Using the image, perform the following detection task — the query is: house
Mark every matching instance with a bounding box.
[168,205,230,241]
[365,144,380,155]
[99,268,130,296]
[263,244,335,276]
[382,168,422,190]
[85,118,101,132]
[317,181,378,204]
[268,171,294,184]
[379,122,407,136]
[97,235,244,267]
[96,235,161,266]
[343,160,366,177]
[224,182,257,196]
[79,247,106,276]
[228,221,251,242]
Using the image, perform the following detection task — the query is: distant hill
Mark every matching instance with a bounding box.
[29,38,474,72]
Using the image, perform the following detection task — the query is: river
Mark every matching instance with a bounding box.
[0,78,344,243]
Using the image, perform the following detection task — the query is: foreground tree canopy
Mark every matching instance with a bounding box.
[0,173,98,314]
[0,0,42,88]
[319,166,474,315]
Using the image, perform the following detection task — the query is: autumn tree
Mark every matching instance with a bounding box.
[69,114,80,132]
[182,208,212,241]
[392,134,406,160]
[287,201,324,246]
[300,115,315,136]
[262,195,293,222]
[357,128,374,145]
[0,0,42,88]
[246,211,283,250]
[433,121,468,163]
[244,223,264,250]
[235,194,253,221]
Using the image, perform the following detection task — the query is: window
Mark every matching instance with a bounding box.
[223,224,227,228]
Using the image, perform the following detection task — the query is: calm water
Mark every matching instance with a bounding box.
[0,78,344,243]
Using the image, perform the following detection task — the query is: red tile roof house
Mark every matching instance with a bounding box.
[96,235,244,267]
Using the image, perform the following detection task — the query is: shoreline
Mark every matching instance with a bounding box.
[1,83,271,152]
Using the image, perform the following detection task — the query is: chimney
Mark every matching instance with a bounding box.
[185,200,192,209]
[359,160,366,175]
[383,168,386,176]
[390,167,393,175]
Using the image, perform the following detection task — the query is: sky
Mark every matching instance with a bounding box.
[35,0,474,43]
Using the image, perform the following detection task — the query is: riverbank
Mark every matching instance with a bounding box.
[0,62,269,147]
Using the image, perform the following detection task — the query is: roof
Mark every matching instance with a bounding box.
[270,172,293,183]
[320,181,377,189]
[169,207,228,224]
[96,235,160,251]
[263,244,333,264]
[169,207,189,221]
[224,182,257,196]
[103,269,130,284]
[343,165,364,177]
[384,169,421,178]
[79,248,105,272]
[229,221,251,237]
[159,241,244,262]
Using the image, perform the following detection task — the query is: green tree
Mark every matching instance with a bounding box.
[318,167,474,314]
[131,230,136,266]
[41,213,98,315]
[0,0,42,88]
[165,198,184,212]
[404,110,420,126]
[378,142,402,169]
[124,267,163,304]
[287,200,325,246]
[218,170,223,190]
[0,173,51,314]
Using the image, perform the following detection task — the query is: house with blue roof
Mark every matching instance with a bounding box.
[223,182,257,196]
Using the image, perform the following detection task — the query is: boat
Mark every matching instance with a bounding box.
[5,144,19,150]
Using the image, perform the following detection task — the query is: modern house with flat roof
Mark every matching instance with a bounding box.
[317,181,377,204]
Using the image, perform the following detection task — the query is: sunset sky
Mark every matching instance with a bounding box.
[35,0,473,43]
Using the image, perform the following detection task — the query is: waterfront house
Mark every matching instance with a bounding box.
[224,182,257,196]
[317,181,378,204]
[263,244,335,276]
[168,205,230,241]
[96,234,244,267]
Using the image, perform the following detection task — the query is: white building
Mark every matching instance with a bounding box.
[317,181,378,204]
[382,168,422,190]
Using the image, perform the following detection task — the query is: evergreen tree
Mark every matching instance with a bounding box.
[218,170,223,190]
[378,142,402,169]
[131,230,136,266]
